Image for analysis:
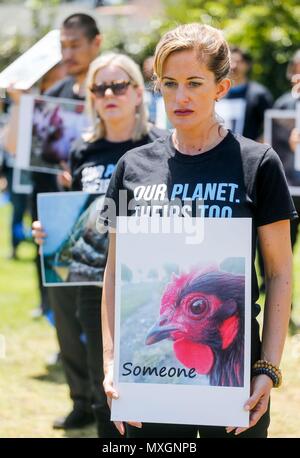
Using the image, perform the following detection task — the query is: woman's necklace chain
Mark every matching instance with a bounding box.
[173,124,226,154]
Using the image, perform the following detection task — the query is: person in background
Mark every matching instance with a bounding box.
[2,96,31,260]
[274,50,300,111]
[273,49,300,334]
[2,61,67,261]
[2,62,67,318]
[0,99,10,208]
[225,47,274,296]
[32,52,166,437]
[5,13,102,431]
[225,46,273,141]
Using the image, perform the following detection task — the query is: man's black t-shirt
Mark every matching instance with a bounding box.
[45,77,83,101]
[103,131,297,314]
[70,127,166,192]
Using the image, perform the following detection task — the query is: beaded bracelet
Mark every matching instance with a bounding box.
[252,360,282,388]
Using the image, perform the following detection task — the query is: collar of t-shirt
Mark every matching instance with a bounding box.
[164,130,233,163]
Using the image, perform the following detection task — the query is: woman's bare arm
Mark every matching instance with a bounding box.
[259,219,292,365]
[228,219,292,435]
[102,232,116,375]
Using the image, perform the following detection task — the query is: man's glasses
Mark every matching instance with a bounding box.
[89,80,132,98]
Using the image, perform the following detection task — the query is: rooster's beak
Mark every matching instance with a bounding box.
[145,316,178,345]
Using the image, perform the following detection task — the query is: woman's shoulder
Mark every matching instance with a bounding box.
[230,132,274,159]
[124,131,170,162]
[147,125,169,141]
[229,133,283,184]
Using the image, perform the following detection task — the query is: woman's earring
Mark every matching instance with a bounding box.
[215,97,219,102]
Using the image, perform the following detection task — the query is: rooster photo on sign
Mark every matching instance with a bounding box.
[145,265,245,388]
[113,217,252,427]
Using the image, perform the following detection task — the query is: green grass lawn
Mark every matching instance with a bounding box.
[0,203,96,438]
[0,202,299,438]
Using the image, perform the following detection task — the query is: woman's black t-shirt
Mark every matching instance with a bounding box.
[103,131,297,314]
[69,126,167,286]
[70,127,166,192]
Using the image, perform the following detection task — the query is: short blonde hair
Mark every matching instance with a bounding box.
[154,23,231,84]
[85,53,149,142]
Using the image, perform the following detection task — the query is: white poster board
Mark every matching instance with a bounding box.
[264,109,299,195]
[112,216,251,427]
[216,98,246,135]
[0,30,61,90]
[16,94,88,174]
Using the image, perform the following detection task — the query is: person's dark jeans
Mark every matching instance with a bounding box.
[47,286,92,408]
[77,286,105,407]
[48,284,120,436]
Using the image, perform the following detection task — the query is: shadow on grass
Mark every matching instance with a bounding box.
[63,426,97,438]
[31,363,66,385]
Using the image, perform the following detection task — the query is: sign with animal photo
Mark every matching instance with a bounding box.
[38,192,107,286]
[16,94,89,174]
[112,216,252,427]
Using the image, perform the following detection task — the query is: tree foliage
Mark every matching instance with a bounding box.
[0,0,299,99]
[155,0,300,98]
[0,0,59,72]
[102,1,300,98]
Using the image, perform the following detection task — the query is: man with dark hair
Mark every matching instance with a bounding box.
[45,13,101,100]
[63,13,101,41]
[225,46,273,141]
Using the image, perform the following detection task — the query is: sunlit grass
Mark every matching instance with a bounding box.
[0,203,96,438]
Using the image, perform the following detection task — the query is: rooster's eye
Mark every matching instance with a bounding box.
[190,298,208,315]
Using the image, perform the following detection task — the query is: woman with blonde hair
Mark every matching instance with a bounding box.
[101,24,296,438]
[32,52,166,437]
